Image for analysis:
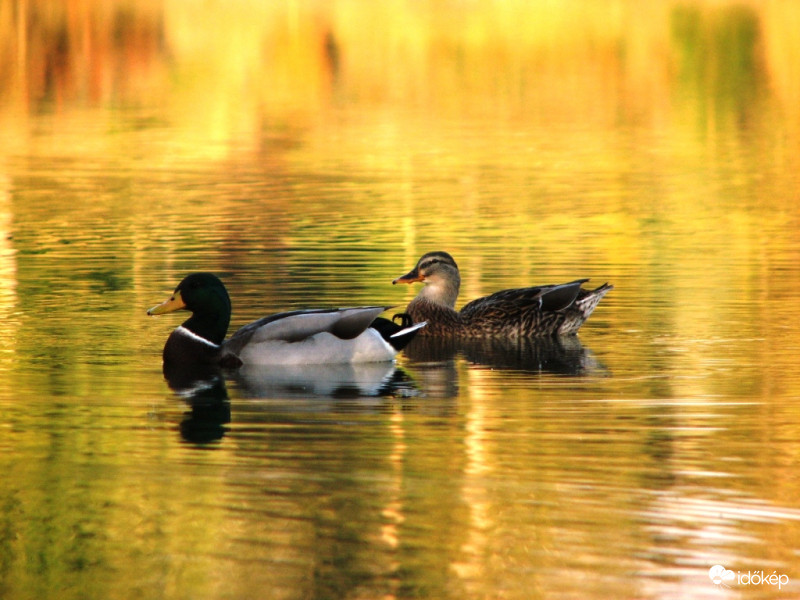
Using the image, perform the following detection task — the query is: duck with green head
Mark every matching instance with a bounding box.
[148,273,425,366]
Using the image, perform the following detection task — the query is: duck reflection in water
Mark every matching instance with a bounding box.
[162,360,422,442]
[163,362,232,444]
[403,334,605,375]
[399,335,607,400]
[231,362,420,407]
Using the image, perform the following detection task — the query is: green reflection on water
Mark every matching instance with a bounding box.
[671,4,764,126]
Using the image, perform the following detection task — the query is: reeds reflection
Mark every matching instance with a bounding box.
[2,2,799,146]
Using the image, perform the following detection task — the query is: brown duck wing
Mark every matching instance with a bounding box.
[538,279,590,311]
[460,279,588,317]
[458,280,590,336]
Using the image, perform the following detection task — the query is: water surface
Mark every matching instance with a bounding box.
[1,2,799,599]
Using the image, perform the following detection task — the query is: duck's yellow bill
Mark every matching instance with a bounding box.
[392,270,423,284]
[147,290,186,316]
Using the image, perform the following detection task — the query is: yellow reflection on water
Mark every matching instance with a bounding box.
[0,176,17,368]
[451,372,491,588]
[1,1,799,154]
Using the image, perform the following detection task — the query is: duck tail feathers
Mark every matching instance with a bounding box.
[370,317,427,352]
[388,321,427,351]
[391,321,427,339]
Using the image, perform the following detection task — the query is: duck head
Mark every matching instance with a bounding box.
[148,272,232,346]
[392,251,461,308]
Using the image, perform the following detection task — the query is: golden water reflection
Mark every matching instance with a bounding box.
[0,1,799,599]
[1,2,799,155]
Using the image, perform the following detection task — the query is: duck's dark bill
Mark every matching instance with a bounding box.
[147,290,186,316]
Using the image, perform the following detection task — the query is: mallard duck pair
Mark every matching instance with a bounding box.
[149,253,611,367]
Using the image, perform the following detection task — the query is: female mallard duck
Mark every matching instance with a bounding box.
[148,273,425,367]
[392,251,612,337]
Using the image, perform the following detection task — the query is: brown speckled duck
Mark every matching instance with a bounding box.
[392,251,612,338]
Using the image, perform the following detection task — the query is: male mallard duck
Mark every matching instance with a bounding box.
[148,273,425,366]
[392,251,612,337]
